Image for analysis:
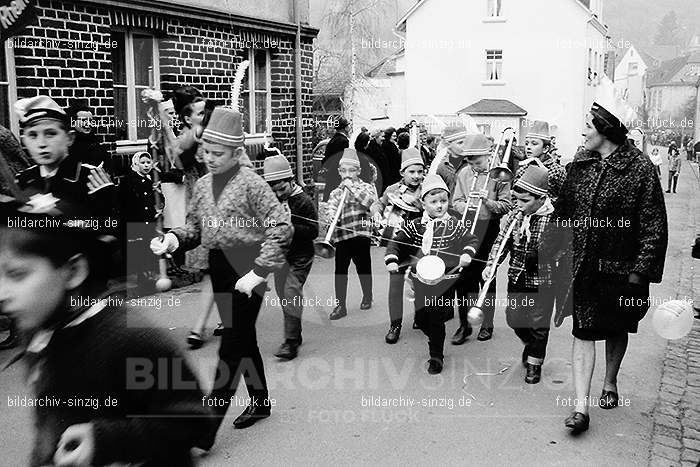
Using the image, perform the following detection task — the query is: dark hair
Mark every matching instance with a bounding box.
[513,185,544,199]
[0,227,114,289]
[181,97,205,121]
[397,132,411,150]
[426,135,436,145]
[65,99,92,119]
[591,113,628,145]
[354,132,370,152]
[172,86,203,117]
[384,127,396,138]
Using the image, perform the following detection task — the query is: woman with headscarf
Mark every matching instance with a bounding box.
[354,131,380,197]
[545,102,668,434]
[120,151,157,295]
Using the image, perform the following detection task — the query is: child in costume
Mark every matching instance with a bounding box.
[513,120,566,201]
[385,174,478,374]
[263,149,318,360]
[371,147,424,344]
[482,166,555,384]
[451,134,512,343]
[150,105,292,448]
[325,148,377,320]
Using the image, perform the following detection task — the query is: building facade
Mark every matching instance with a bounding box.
[394,0,609,161]
[646,53,700,136]
[0,0,318,180]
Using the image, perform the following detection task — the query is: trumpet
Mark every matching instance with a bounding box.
[488,127,516,183]
[466,212,519,325]
[458,127,515,234]
[314,186,350,258]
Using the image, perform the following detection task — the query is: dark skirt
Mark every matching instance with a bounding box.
[571,273,650,341]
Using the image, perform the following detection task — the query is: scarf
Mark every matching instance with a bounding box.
[132,153,153,179]
[420,211,451,255]
[515,198,554,244]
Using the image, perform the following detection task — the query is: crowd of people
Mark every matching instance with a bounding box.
[0,84,676,465]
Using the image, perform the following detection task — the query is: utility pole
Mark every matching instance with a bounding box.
[349,3,356,126]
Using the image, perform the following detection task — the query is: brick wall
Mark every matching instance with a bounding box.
[12,0,114,143]
[158,20,316,181]
[10,0,316,182]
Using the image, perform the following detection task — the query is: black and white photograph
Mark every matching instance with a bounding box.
[0,0,698,465]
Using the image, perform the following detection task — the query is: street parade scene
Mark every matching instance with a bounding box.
[0,0,699,465]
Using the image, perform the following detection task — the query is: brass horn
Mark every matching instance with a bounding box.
[314,186,350,259]
[488,127,516,183]
[458,127,515,234]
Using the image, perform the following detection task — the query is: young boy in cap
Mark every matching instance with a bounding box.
[435,123,470,194]
[385,174,478,374]
[263,149,318,360]
[326,148,378,320]
[514,120,566,200]
[482,166,555,384]
[150,106,292,446]
[14,96,117,226]
[371,147,424,343]
[452,134,513,343]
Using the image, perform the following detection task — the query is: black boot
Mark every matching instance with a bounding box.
[427,357,444,374]
[233,402,271,429]
[274,341,299,360]
[525,363,541,384]
[329,304,347,320]
[360,296,373,310]
[451,325,472,345]
[385,324,401,344]
[477,327,493,341]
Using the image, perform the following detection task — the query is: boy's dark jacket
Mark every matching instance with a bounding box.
[26,304,211,467]
[287,188,318,257]
[15,153,119,224]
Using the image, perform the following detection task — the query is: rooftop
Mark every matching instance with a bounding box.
[457,99,528,116]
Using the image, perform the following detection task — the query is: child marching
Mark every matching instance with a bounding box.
[385,174,478,374]
[482,166,555,384]
[263,150,318,360]
[515,120,566,200]
[150,105,292,447]
[325,148,378,320]
[370,147,425,344]
[451,134,513,343]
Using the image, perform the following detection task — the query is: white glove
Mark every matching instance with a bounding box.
[235,270,267,297]
[459,254,472,268]
[482,266,492,282]
[386,262,399,273]
[150,232,179,255]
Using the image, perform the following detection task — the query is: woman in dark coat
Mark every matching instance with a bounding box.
[546,103,668,433]
[381,127,401,187]
[366,129,388,194]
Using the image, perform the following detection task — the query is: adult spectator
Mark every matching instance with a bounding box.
[366,129,388,194]
[322,117,351,201]
[382,127,401,187]
[66,100,110,171]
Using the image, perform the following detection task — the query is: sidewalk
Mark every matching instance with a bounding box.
[649,156,700,467]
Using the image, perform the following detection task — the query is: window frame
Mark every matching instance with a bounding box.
[112,29,160,142]
[1,40,18,135]
[487,0,502,17]
[241,48,272,136]
[485,49,503,81]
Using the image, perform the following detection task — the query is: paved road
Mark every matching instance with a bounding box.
[0,146,696,466]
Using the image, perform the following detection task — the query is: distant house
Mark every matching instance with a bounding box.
[394,0,609,160]
[614,45,650,116]
[646,53,700,129]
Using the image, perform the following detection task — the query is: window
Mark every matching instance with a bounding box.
[486,50,503,81]
[487,0,502,17]
[111,31,159,141]
[628,62,638,76]
[477,123,491,136]
[0,41,17,133]
[240,49,271,135]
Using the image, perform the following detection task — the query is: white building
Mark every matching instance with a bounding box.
[394,0,609,160]
[614,45,650,117]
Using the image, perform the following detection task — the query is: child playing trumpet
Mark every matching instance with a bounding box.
[385,174,478,374]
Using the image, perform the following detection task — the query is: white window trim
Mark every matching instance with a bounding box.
[243,48,272,137]
[482,17,507,23]
[487,0,502,17]
[113,29,160,142]
[2,40,18,135]
[485,49,503,82]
